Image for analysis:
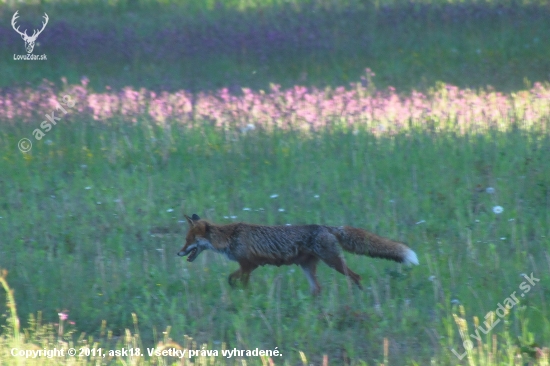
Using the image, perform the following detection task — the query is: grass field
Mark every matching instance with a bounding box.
[1,0,550,364]
[1,0,550,92]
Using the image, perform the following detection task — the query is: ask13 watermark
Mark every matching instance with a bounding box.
[18,95,76,153]
[452,272,540,360]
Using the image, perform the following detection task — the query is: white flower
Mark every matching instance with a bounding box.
[85,186,92,190]
[270,194,279,199]
[493,206,504,214]
[96,201,102,205]
[166,208,174,213]
[285,223,291,226]
[486,187,495,194]
[278,208,285,212]
[223,216,229,219]
[241,124,256,133]
[230,216,237,219]
[500,237,506,240]
[314,194,320,198]
[243,207,251,211]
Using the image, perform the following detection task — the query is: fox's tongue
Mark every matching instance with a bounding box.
[187,248,198,262]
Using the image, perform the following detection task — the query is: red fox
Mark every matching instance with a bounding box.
[177,214,419,295]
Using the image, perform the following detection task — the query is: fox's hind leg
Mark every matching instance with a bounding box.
[228,261,258,288]
[321,255,362,289]
[299,256,321,296]
[313,233,363,289]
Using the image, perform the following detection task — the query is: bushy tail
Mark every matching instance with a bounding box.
[328,226,419,265]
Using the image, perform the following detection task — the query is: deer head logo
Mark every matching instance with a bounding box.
[11,11,49,54]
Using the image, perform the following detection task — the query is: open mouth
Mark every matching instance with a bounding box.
[187,248,198,262]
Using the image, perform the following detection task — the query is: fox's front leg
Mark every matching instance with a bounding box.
[228,262,258,288]
[228,268,243,288]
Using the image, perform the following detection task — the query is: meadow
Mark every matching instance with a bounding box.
[1,0,550,365]
[1,0,550,92]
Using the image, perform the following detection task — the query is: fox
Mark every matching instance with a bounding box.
[177,214,419,295]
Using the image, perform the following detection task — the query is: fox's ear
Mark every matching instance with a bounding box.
[191,214,201,221]
[184,214,195,227]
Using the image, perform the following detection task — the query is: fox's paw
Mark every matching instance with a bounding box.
[228,273,239,288]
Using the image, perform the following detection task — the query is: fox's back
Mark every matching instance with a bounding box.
[228,223,326,265]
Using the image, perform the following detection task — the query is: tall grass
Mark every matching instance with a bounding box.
[0,80,549,363]
[1,0,549,92]
[2,0,550,363]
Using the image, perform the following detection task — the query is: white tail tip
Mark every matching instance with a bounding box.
[403,248,419,265]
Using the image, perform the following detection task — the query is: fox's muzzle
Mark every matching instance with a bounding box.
[177,244,201,262]
[177,247,192,257]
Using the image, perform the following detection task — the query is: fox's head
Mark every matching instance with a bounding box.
[177,214,212,262]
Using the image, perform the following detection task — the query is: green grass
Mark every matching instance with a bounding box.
[2,0,550,364]
[1,0,549,92]
[1,116,549,364]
